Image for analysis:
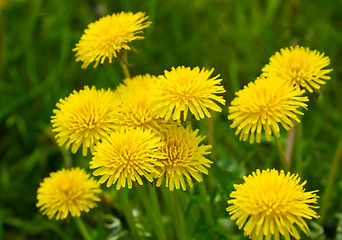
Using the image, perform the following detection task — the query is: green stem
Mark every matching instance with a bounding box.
[294,122,303,176]
[74,217,92,240]
[198,183,215,239]
[117,189,141,240]
[118,51,131,79]
[61,148,72,168]
[148,184,163,224]
[205,114,216,190]
[135,185,167,240]
[171,191,188,240]
[320,135,342,224]
[206,115,215,156]
[285,120,297,165]
[274,135,290,172]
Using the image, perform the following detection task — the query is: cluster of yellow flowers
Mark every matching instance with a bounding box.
[36,10,330,240]
[37,12,226,221]
[228,45,332,144]
[49,69,225,194]
[226,46,331,239]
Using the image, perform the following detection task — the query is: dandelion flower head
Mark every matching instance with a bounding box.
[114,74,168,131]
[73,12,151,69]
[228,76,308,143]
[37,167,102,220]
[227,169,319,240]
[90,127,164,190]
[262,45,332,93]
[148,66,226,121]
[51,86,119,156]
[115,74,157,96]
[156,125,212,191]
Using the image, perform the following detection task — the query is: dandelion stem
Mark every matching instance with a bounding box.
[74,217,92,240]
[198,182,215,239]
[135,184,167,240]
[117,189,141,240]
[118,51,131,79]
[206,116,215,156]
[274,135,290,171]
[147,184,163,226]
[320,134,342,224]
[171,191,188,240]
[205,115,215,190]
[119,61,131,79]
[285,120,297,165]
[61,148,72,168]
[294,122,303,176]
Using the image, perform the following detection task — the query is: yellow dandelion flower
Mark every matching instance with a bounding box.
[115,74,157,96]
[227,169,319,240]
[37,167,102,220]
[148,66,226,121]
[156,125,212,191]
[114,74,168,131]
[73,12,151,69]
[262,45,333,93]
[228,76,308,143]
[90,128,164,190]
[51,86,119,156]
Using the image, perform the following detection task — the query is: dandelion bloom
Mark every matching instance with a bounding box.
[227,169,319,240]
[114,74,168,131]
[37,168,101,220]
[156,125,212,191]
[51,86,118,156]
[228,76,308,143]
[262,45,332,93]
[73,12,151,69]
[90,128,164,190]
[148,66,226,121]
[115,74,157,96]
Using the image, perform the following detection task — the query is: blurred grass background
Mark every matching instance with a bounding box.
[1,0,342,239]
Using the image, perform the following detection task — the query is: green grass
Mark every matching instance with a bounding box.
[1,0,342,239]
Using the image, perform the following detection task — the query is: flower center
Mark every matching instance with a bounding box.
[161,143,190,169]
[59,180,72,194]
[256,189,288,216]
[290,62,307,85]
[126,107,153,125]
[78,107,103,130]
[118,147,140,173]
[254,97,281,116]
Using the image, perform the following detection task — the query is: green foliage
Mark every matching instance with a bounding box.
[1,0,342,239]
